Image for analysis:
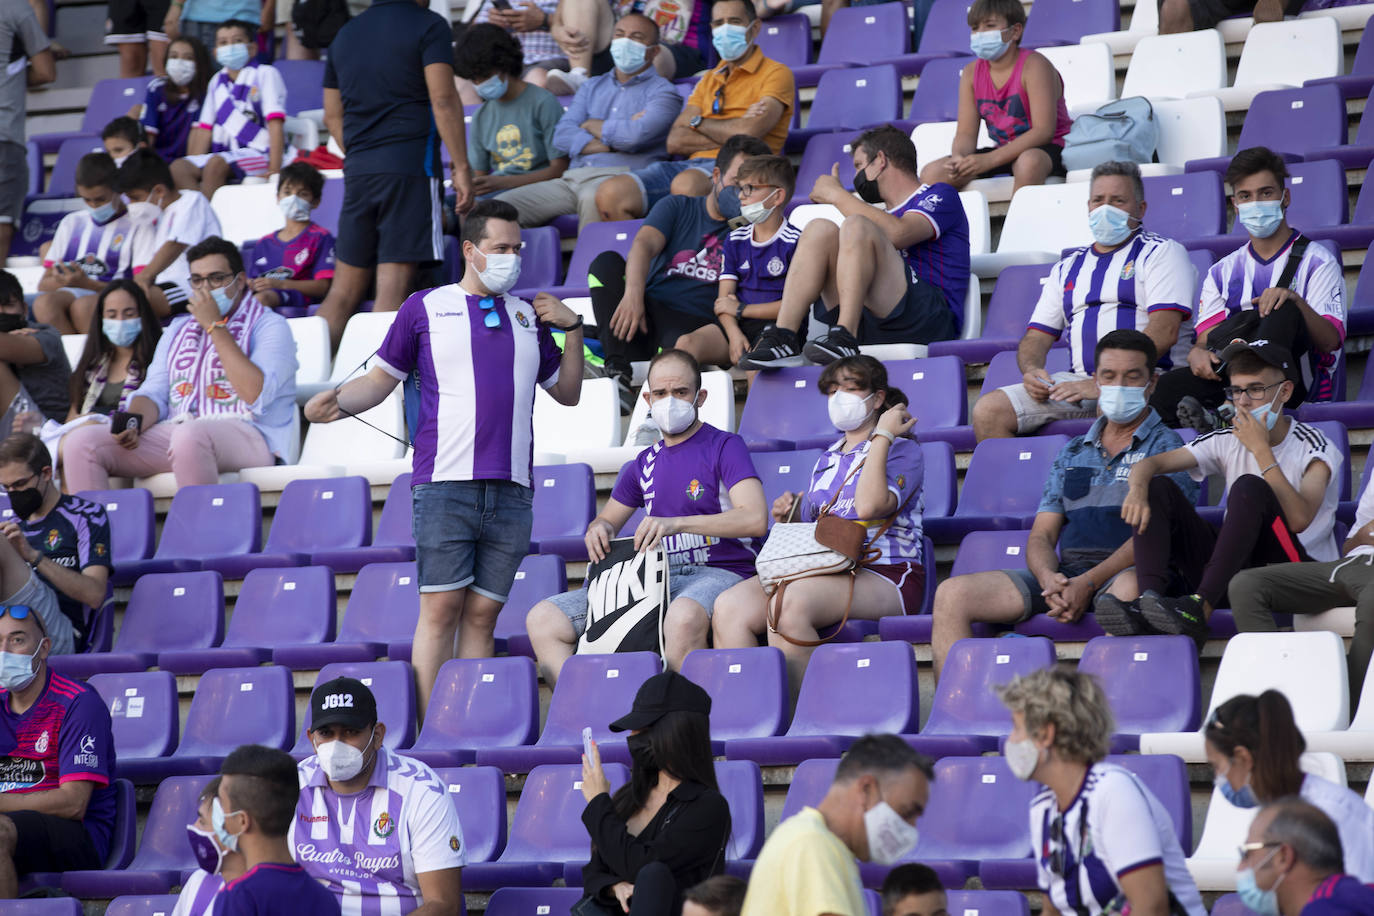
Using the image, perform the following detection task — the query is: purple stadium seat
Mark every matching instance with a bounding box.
[48,570,224,679]
[29,77,152,153]
[946,891,1033,916]
[717,759,764,860]
[78,488,155,586]
[273,59,325,114]
[879,529,1030,644]
[1110,753,1193,852]
[1079,636,1201,752]
[5,901,82,916]
[117,483,261,580]
[463,763,630,890]
[312,472,416,573]
[542,220,642,300]
[751,449,825,524]
[61,775,212,897]
[159,566,336,674]
[494,554,567,654]
[924,436,1070,542]
[902,637,1055,757]
[757,13,811,69]
[273,561,420,668]
[290,660,417,757]
[875,0,969,76]
[202,476,372,578]
[1021,0,1119,47]
[432,766,508,863]
[1212,894,1264,916]
[790,133,859,211]
[724,641,918,765]
[1188,160,1348,260]
[1185,85,1346,173]
[106,896,182,916]
[903,56,969,127]
[1304,13,1374,99]
[531,463,597,561]
[509,225,565,298]
[921,440,957,519]
[787,65,903,152]
[1302,346,1374,424]
[32,136,104,198]
[409,656,540,767]
[680,647,789,752]
[88,671,179,767]
[929,264,1055,364]
[1306,154,1374,252]
[1143,172,1227,241]
[477,653,660,772]
[791,4,909,87]
[779,756,839,821]
[484,887,584,916]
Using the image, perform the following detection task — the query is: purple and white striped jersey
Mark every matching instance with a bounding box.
[291,748,466,916]
[800,436,925,566]
[171,869,224,916]
[42,205,158,283]
[375,285,562,488]
[197,62,289,155]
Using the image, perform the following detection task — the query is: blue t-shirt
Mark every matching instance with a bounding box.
[891,182,971,328]
[720,220,801,306]
[644,194,728,317]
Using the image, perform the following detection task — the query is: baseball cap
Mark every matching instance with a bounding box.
[1218,338,1306,405]
[609,671,712,732]
[309,677,378,732]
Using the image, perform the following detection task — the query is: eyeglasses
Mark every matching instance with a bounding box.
[1049,814,1066,875]
[479,296,501,329]
[738,184,779,200]
[712,85,725,115]
[0,472,38,493]
[1237,841,1278,860]
[187,272,236,290]
[1223,380,1285,402]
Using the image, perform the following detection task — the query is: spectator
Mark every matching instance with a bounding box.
[162,0,261,56]
[0,0,55,265]
[742,735,932,916]
[589,133,768,405]
[63,236,298,491]
[135,36,212,163]
[931,330,1197,677]
[969,160,1194,440]
[105,0,169,78]
[579,672,731,916]
[119,149,224,318]
[247,160,335,311]
[526,349,766,683]
[458,0,567,104]
[291,678,465,914]
[714,356,925,698]
[66,279,162,422]
[545,0,713,92]
[34,153,160,335]
[304,200,584,718]
[1205,691,1374,882]
[1151,148,1346,432]
[594,0,794,221]
[705,154,801,367]
[1238,798,1374,916]
[881,864,948,916]
[455,24,570,199]
[0,604,117,898]
[213,745,341,916]
[0,270,74,426]
[998,668,1206,916]
[176,776,248,915]
[494,12,682,229]
[740,126,970,368]
[1160,0,1297,36]
[172,19,295,199]
[314,0,474,349]
[101,116,149,167]
[918,0,1070,193]
[683,876,747,916]
[0,434,114,655]
[1113,341,1342,645]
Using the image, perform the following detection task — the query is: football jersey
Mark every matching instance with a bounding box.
[892,183,971,325]
[43,204,158,284]
[199,62,289,155]
[171,869,225,916]
[801,436,924,566]
[719,220,801,306]
[20,493,112,639]
[250,222,336,310]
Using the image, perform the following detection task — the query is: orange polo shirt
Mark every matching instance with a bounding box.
[684,45,795,158]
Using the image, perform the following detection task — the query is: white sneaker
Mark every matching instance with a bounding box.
[545,66,589,95]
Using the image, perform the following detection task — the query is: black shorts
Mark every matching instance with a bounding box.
[336,172,444,268]
[106,0,172,42]
[814,271,959,345]
[644,300,716,348]
[975,143,1066,178]
[7,810,102,875]
[1176,0,1302,29]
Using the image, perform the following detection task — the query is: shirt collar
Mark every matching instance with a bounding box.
[611,65,660,88]
[667,779,706,802]
[714,44,764,78]
[1086,407,1161,448]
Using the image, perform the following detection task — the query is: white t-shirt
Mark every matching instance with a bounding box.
[198,62,289,154]
[1347,481,1374,559]
[170,869,223,916]
[150,191,222,290]
[1302,774,1374,883]
[1185,420,1343,561]
[1031,762,1206,916]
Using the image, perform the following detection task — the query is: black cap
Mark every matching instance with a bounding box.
[1218,338,1306,405]
[309,677,378,732]
[609,671,712,732]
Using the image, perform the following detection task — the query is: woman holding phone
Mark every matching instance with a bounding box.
[67,280,162,423]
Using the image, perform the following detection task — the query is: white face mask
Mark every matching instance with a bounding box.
[277,194,311,223]
[166,57,196,86]
[1005,736,1043,781]
[863,798,919,865]
[315,729,375,782]
[828,390,875,432]
[0,642,43,692]
[473,249,522,296]
[649,395,697,436]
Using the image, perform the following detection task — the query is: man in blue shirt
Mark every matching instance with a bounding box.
[929,329,1197,678]
[495,12,682,229]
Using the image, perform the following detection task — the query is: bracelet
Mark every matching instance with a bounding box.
[735,299,747,319]
[557,316,583,332]
[27,555,40,570]
[870,428,895,444]
[1260,462,1279,476]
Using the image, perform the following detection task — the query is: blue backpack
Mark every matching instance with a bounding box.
[1060,96,1159,172]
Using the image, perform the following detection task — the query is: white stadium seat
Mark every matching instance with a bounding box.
[1305,657,1374,760]
[1121,29,1227,102]
[970,181,1091,277]
[1189,18,1342,112]
[210,183,284,247]
[1064,96,1227,182]
[533,375,622,459]
[1038,42,1117,115]
[1080,0,1158,56]
[287,316,332,401]
[61,334,86,369]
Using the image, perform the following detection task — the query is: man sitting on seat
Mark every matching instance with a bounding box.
[738,125,970,368]
[969,160,1195,441]
[1237,798,1374,916]
[930,330,1196,678]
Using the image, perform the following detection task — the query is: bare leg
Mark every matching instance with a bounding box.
[711,576,768,649]
[142,281,172,319]
[373,261,418,313]
[1158,0,1193,32]
[0,224,13,265]
[773,219,840,333]
[200,156,233,200]
[1010,148,1053,195]
[832,214,909,332]
[0,815,16,899]
[148,37,168,76]
[414,589,466,722]
[456,592,502,659]
[70,294,98,334]
[595,175,646,221]
[315,260,374,349]
[526,600,577,687]
[663,598,709,672]
[930,571,1028,679]
[284,29,319,60]
[170,157,202,191]
[556,0,614,72]
[524,68,551,89]
[971,389,1020,441]
[674,325,731,368]
[118,42,149,78]
[669,168,711,198]
[32,289,77,334]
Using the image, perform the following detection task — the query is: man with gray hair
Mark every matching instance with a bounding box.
[1238,797,1374,916]
[972,160,1196,441]
[740,735,933,916]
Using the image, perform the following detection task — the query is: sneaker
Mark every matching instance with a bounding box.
[1138,590,1210,648]
[738,326,804,369]
[802,327,861,365]
[603,361,638,414]
[545,67,589,95]
[1175,395,1220,435]
[1093,592,1152,636]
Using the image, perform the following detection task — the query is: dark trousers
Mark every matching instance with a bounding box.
[628,861,679,916]
[1134,474,1311,608]
[588,251,714,376]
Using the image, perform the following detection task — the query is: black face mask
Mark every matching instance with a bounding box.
[0,314,27,334]
[626,731,658,773]
[9,485,43,519]
[853,162,884,205]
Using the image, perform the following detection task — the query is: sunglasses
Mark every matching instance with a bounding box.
[479,296,501,329]
[0,605,35,621]
[712,85,724,115]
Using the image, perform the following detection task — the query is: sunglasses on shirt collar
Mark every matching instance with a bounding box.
[479,296,501,329]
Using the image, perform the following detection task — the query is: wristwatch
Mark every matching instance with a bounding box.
[689,114,703,129]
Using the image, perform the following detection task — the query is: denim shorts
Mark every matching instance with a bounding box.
[546,562,743,638]
[631,159,714,212]
[412,480,533,602]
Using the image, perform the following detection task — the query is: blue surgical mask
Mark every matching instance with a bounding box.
[475,74,508,101]
[1237,848,1285,916]
[211,797,243,853]
[1215,771,1259,808]
[103,317,142,348]
[210,282,238,316]
[1088,203,1135,247]
[610,36,648,73]
[89,200,120,226]
[214,42,251,72]
[969,28,1010,60]
[1247,388,1284,432]
[1237,199,1284,239]
[712,23,751,62]
[716,182,742,220]
[1097,384,1147,424]
[0,645,41,692]
[277,194,311,223]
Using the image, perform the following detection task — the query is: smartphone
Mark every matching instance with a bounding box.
[490,0,513,10]
[784,491,802,524]
[582,726,595,761]
[110,411,140,434]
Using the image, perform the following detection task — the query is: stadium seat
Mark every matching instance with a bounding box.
[88,671,179,766]
[791,4,908,86]
[431,766,508,864]
[211,183,283,246]
[874,0,972,77]
[900,56,968,127]
[1141,632,1350,761]
[790,133,860,211]
[24,776,138,894]
[902,637,1055,757]
[680,647,789,752]
[462,763,630,889]
[483,887,584,916]
[929,263,1054,363]
[1113,753,1194,852]
[31,136,104,199]
[287,316,331,400]
[494,554,568,654]
[530,463,597,561]
[60,333,86,370]
[715,759,765,860]
[542,220,642,300]
[105,897,182,916]
[944,892,1033,916]
[970,182,1090,276]
[49,570,224,679]
[756,13,811,69]
[1120,30,1227,101]
[1340,247,1374,337]
[476,652,660,772]
[1192,18,1341,111]
[570,370,734,473]
[289,660,417,756]
[116,482,261,579]
[925,436,1070,542]
[1079,636,1202,751]
[1210,895,1261,916]
[787,65,903,151]
[77,487,155,585]
[506,225,563,298]
[1187,161,1348,259]
[1185,84,1347,173]
[1142,171,1227,240]
[273,59,325,114]
[724,642,919,765]
[8,898,81,915]
[409,656,540,767]
[1080,0,1158,54]
[1022,0,1119,47]
[29,77,152,154]
[532,378,621,467]
[310,471,416,573]
[751,449,826,522]
[1304,658,1374,760]
[1304,12,1374,98]
[1305,148,1374,244]
[273,561,420,667]
[1036,42,1117,113]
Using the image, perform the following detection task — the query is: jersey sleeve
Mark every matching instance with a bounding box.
[420,13,455,68]
[1195,261,1227,337]
[717,433,760,489]
[719,234,741,282]
[256,65,288,121]
[309,230,336,280]
[535,320,562,388]
[644,194,689,241]
[1185,431,1228,482]
[610,457,645,509]
[375,294,425,378]
[1093,770,1166,878]
[1139,239,1194,316]
[57,688,114,787]
[43,214,77,268]
[910,183,964,240]
[78,503,113,572]
[138,83,163,135]
[1300,246,1347,342]
[406,767,467,873]
[1027,259,1068,337]
[196,78,221,131]
[884,437,923,506]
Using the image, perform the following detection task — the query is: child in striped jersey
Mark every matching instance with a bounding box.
[173,777,246,916]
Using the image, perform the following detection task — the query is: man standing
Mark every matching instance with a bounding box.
[1237,798,1374,916]
[315,0,476,348]
[0,0,55,265]
[305,200,585,717]
[292,678,465,915]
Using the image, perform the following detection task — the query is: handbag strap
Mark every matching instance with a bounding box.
[766,569,856,648]
[815,450,869,517]
[1275,234,1310,292]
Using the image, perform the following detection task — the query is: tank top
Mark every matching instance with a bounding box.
[973,48,1072,149]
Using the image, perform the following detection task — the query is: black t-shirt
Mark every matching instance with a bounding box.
[20,493,112,634]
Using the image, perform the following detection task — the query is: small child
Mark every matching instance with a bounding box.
[248,161,335,312]
[100,116,148,168]
[172,19,295,199]
[35,152,159,334]
[880,864,949,916]
[918,0,1071,194]
[139,35,211,162]
[710,154,802,367]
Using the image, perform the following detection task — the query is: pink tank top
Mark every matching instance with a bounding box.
[973,49,1072,149]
